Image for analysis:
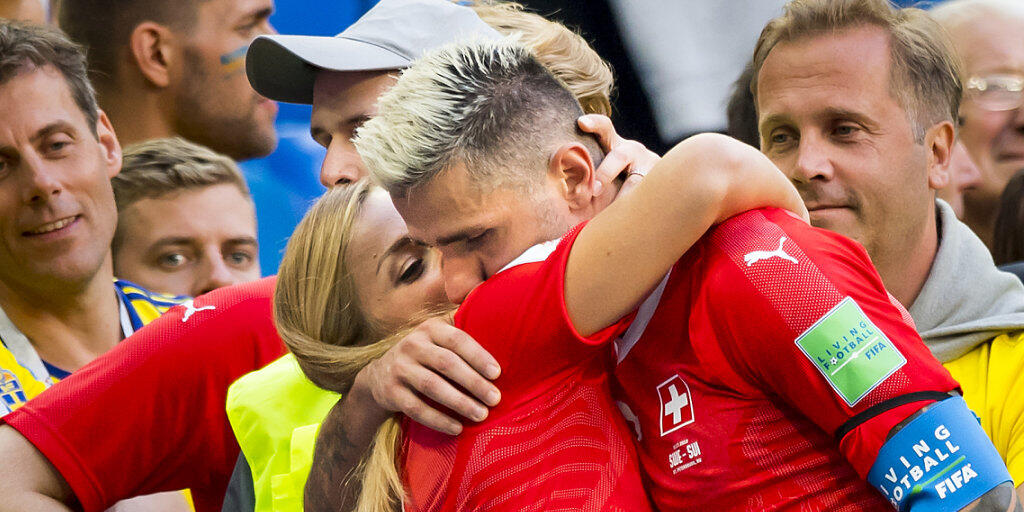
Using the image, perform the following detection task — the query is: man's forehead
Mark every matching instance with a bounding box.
[758,27,892,114]
[954,17,1024,72]
[0,67,87,137]
[201,0,273,24]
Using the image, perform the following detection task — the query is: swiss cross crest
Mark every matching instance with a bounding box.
[657,374,695,436]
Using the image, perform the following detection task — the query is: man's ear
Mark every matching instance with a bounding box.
[548,142,597,210]
[129,21,176,88]
[925,120,955,191]
[95,110,123,178]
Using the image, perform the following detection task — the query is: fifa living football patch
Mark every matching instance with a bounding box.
[795,297,906,406]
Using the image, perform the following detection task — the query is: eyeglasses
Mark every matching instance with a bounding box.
[965,74,1024,112]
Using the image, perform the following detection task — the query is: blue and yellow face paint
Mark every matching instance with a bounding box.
[220,45,249,74]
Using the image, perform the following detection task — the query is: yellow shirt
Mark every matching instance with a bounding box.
[944,331,1024,485]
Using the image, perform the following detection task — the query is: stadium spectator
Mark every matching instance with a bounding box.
[0,0,44,24]
[0,20,190,511]
[345,37,1010,510]
[994,170,1024,272]
[53,0,278,161]
[931,0,1024,248]
[111,138,260,297]
[725,60,981,217]
[753,0,1024,486]
[0,2,653,511]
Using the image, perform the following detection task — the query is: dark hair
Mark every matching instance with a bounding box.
[0,19,99,134]
[726,60,760,149]
[55,0,201,88]
[993,169,1024,265]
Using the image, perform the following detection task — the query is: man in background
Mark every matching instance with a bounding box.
[754,0,1024,485]
[931,0,1024,248]
[0,20,189,510]
[112,138,260,297]
[54,0,278,161]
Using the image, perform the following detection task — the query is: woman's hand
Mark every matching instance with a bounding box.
[578,114,660,198]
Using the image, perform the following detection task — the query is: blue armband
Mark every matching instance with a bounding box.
[866,396,1010,511]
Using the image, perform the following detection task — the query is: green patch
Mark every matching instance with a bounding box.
[795,297,906,406]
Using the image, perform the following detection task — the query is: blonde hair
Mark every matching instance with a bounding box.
[357,38,599,197]
[470,1,613,117]
[274,182,413,511]
[751,0,962,141]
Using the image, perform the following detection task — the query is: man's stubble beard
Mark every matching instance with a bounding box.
[174,48,276,161]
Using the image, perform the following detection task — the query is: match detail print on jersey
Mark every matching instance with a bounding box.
[795,296,907,406]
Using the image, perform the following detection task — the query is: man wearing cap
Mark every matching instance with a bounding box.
[0,1,647,511]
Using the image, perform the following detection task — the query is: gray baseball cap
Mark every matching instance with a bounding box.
[246,0,502,105]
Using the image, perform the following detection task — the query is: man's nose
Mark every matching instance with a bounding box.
[21,156,63,204]
[791,135,835,184]
[194,254,236,296]
[441,256,484,304]
[319,139,366,188]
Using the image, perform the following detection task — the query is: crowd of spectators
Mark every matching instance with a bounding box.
[0,0,1023,511]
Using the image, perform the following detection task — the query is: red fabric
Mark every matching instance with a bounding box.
[611,208,958,511]
[2,277,286,512]
[402,224,653,511]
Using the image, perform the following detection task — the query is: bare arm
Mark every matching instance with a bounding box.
[0,425,75,512]
[961,483,1023,511]
[305,318,500,511]
[566,132,807,335]
[884,406,1023,512]
[304,385,387,512]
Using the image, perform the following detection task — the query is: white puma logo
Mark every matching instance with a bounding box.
[743,236,798,267]
[180,299,216,322]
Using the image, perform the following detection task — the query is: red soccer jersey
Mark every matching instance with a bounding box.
[611,208,959,511]
[402,225,653,511]
[1,277,286,512]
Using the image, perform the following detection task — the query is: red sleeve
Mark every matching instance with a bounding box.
[1,278,286,512]
[454,222,632,406]
[693,209,958,477]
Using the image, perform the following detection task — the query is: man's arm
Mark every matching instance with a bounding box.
[0,425,75,512]
[887,405,1022,512]
[304,318,500,511]
[963,483,1022,511]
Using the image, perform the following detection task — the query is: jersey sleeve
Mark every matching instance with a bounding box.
[692,209,959,477]
[0,278,286,512]
[454,222,632,399]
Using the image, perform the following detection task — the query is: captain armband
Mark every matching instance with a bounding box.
[866,396,1010,511]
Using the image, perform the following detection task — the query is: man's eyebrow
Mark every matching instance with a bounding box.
[758,113,790,131]
[310,115,372,141]
[239,6,273,24]
[225,236,259,247]
[30,121,77,144]
[376,236,419,276]
[819,106,870,122]
[149,236,196,247]
[436,226,485,247]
